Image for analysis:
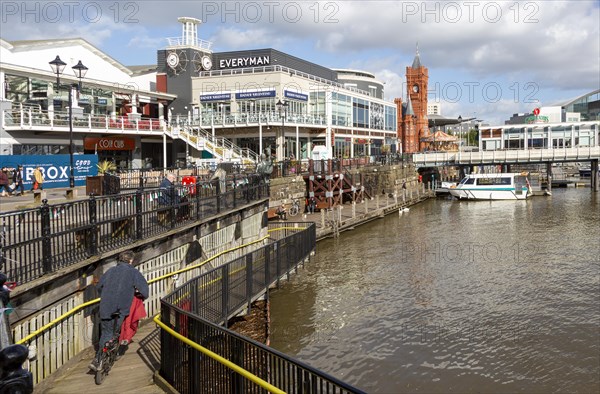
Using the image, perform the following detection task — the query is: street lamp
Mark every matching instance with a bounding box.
[457,115,463,148]
[276,99,288,160]
[49,55,88,189]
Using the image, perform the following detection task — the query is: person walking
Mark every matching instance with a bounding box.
[0,167,14,197]
[12,165,25,196]
[32,166,44,191]
[89,250,149,371]
[308,196,316,214]
[158,173,179,206]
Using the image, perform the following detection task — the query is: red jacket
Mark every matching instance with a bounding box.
[119,295,147,343]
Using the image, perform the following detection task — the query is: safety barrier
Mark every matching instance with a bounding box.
[157,222,365,393]
[0,175,269,286]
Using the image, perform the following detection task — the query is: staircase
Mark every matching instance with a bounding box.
[168,124,258,166]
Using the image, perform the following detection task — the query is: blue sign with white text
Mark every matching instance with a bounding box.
[284,90,308,101]
[0,154,98,189]
[200,93,232,102]
[235,90,276,100]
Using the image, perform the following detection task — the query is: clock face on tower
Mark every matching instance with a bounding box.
[412,84,419,93]
[166,52,179,68]
[201,55,213,70]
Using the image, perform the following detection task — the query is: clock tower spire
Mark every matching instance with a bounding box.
[405,44,429,151]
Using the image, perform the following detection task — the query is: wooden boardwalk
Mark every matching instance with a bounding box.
[34,321,165,394]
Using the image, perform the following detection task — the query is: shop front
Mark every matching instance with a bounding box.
[84,136,136,169]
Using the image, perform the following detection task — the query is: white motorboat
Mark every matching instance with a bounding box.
[449,173,531,200]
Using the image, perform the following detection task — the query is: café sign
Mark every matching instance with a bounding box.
[84,137,136,151]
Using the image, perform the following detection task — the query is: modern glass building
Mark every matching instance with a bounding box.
[160,18,398,161]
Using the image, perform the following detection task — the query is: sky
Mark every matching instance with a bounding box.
[1,0,599,125]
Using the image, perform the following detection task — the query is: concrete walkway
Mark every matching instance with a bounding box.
[0,187,89,213]
[34,321,164,394]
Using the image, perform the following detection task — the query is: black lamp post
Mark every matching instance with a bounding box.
[49,55,88,189]
[276,99,288,159]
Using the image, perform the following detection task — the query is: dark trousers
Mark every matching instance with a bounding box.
[96,314,125,360]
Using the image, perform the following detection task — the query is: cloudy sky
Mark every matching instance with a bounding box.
[2,0,599,124]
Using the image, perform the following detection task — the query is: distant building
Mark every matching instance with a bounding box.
[427,102,441,116]
[482,90,600,151]
[505,89,599,124]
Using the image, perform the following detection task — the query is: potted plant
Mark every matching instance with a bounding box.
[97,160,117,175]
[86,160,118,195]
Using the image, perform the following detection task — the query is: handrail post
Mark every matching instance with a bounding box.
[221,265,229,323]
[232,174,237,208]
[135,189,143,240]
[215,179,221,213]
[87,194,98,256]
[40,200,52,274]
[195,177,201,220]
[139,170,144,190]
[245,254,253,311]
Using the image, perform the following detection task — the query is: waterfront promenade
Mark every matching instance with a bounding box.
[2,183,432,392]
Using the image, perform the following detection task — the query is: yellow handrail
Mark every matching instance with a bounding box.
[153,314,286,394]
[16,299,100,345]
[14,225,308,345]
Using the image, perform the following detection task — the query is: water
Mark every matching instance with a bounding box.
[270,189,600,393]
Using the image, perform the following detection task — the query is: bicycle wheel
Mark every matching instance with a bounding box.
[95,369,106,385]
[289,205,299,217]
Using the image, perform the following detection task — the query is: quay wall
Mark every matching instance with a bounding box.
[268,163,421,210]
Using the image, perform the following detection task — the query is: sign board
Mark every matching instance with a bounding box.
[235,90,276,100]
[284,90,308,101]
[200,93,231,102]
[0,154,98,188]
[84,137,136,151]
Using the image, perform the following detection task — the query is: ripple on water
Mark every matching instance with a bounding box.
[269,190,600,393]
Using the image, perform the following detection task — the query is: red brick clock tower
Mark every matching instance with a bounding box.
[405,46,429,151]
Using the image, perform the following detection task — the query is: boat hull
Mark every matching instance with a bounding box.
[449,187,530,200]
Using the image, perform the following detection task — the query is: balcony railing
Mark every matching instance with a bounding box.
[2,108,166,134]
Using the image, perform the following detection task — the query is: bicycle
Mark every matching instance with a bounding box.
[288,199,300,217]
[94,313,123,385]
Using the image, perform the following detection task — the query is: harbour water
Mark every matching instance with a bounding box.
[269,189,599,393]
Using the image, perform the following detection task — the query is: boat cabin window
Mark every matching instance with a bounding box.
[476,177,512,186]
[461,178,475,185]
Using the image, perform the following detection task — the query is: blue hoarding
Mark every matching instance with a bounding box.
[0,154,98,189]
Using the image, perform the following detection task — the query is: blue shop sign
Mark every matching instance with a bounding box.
[0,154,98,188]
[200,93,232,102]
[235,90,276,100]
[284,90,308,101]
[97,98,108,105]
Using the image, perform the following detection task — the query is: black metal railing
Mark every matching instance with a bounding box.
[0,175,269,286]
[159,222,364,393]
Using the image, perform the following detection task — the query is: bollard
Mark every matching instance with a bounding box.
[320,209,325,227]
[33,191,46,204]
[352,201,356,218]
[65,188,77,200]
[376,194,379,209]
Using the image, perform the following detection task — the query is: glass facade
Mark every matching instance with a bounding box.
[564,91,600,121]
[331,92,351,126]
[352,98,369,128]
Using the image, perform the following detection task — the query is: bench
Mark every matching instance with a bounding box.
[267,208,279,220]
[315,200,329,211]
